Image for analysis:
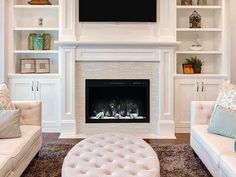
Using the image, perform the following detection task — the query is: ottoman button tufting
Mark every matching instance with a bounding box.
[62,133,160,177]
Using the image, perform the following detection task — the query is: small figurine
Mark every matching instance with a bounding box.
[38,18,43,27]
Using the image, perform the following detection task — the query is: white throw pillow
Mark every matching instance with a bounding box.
[0,109,21,138]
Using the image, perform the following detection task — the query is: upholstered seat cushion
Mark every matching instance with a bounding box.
[0,125,41,169]
[62,133,160,177]
[0,156,12,177]
[191,125,235,166]
[219,154,236,177]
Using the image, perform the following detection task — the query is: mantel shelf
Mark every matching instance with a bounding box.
[177,28,222,32]
[14,50,58,54]
[177,5,222,9]
[14,5,59,9]
[176,51,222,54]
[14,27,59,31]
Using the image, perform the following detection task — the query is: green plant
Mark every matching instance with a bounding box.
[185,56,204,69]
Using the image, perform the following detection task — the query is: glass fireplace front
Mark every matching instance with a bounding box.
[86,79,150,123]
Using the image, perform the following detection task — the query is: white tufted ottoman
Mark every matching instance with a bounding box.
[62,134,160,177]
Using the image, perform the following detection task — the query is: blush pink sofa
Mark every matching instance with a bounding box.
[0,101,42,177]
[191,101,236,177]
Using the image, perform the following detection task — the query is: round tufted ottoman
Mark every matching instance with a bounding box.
[62,133,160,177]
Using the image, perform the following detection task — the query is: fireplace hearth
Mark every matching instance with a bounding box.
[86,79,150,123]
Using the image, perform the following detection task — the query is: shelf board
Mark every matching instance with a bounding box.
[14,5,59,9]
[14,50,58,54]
[176,51,222,54]
[177,5,222,9]
[8,73,61,78]
[177,28,222,32]
[174,74,227,78]
[14,27,59,31]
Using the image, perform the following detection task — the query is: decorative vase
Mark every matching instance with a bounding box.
[28,33,36,50]
[34,34,43,50]
[189,10,201,28]
[197,0,207,5]
[42,33,51,50]
[181,0,192,5]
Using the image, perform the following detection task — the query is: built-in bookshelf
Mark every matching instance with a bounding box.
[175,0,227,76]
[9,0,60,75]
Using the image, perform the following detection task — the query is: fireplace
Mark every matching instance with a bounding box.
[86,79,150,123]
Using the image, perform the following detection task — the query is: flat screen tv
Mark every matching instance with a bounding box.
[79,0,157,22]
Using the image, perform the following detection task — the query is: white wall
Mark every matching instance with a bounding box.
[0,0,4,83]
[230,0,236,83]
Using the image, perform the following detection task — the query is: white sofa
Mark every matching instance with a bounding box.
[191,101,236,177]
[0,101,42,177]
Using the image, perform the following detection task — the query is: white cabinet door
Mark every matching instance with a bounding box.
[10,79,35,101]
[200,79,224,101]
[35,79,60,132]
[175,79,199,132]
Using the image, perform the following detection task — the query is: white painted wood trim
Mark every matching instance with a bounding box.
[159,0,176,41]
[60,47,76,135]
[59,0,76,41]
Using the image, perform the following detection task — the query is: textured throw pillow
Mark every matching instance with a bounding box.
[0,83,15,110]
[0,110,21,138]
[215,80,236,111]
[208,105,236,138]
[208,81,236,138]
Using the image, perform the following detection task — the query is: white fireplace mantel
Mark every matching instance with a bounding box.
[58,0,178,139]
[58,41,177,139]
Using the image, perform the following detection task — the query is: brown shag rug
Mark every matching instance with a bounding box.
[22,142,212,177]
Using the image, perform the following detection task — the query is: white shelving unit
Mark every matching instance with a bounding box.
[174,0,229,133]
[8,0,61,132]
[175,0,227,76]
[9,0,60,75]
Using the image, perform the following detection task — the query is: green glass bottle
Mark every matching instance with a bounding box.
[197,0,207,5]
[28,33,36,50]
[43,33,51,50]
[34,34,43,50]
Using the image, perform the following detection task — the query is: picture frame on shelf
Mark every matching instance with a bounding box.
[182,64,194,74]
[20,59,36,74]
[35,59,50,73]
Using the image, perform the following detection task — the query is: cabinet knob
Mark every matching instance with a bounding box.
[197,82,199,92]
[202,82,204,92]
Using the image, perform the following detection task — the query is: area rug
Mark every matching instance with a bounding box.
[22,142,212,177]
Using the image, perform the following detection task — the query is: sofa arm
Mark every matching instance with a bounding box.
[12,101,42,126]
[191,101,215,126]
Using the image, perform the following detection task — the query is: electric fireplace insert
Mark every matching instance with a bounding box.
[86,79,150,123]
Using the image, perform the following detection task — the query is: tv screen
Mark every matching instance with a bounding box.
[79,0,157,22]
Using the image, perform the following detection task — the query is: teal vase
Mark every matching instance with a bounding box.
[34,34,43,50]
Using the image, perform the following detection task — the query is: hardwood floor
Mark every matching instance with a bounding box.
[43,133,190,145]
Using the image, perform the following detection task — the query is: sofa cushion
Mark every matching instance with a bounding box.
[0,83,15,110]
[0,125,41,169]
[214,80,236,111]
[219,155,236,177]
[208,105,236,139]
[0,156,12,177]
[0,110,21,139]
[191,125,235,167]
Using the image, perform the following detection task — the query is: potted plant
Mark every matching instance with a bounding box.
[185,56,204,74]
